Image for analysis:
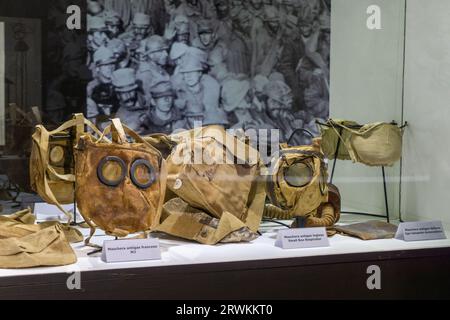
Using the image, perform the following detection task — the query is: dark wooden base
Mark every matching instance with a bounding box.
[1,247,450,300]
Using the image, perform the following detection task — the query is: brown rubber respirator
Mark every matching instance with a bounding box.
[265,139,341,228]
[75,119,166,244]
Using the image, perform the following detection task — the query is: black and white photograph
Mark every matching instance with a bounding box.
[0,21,4,146]
[86,0,331,145]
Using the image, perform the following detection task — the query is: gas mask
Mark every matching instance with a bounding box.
[30,114,103,221]
[265,139,340,228]
[75,119,166,243]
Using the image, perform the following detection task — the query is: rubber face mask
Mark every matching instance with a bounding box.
[75,119,166,239]
[267,144,328,217]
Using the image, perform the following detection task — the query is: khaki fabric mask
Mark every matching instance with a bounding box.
[265,140,340,228]
[0,209,79,269]
[0,208,83,243]
[319,119,404,167]
[154,126,266,245]
[30,114,104,221]
[75,119,167,243]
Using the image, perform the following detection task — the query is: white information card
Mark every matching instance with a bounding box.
[275,227,329,249]
[395,221,447,242]
[101,238,161,263]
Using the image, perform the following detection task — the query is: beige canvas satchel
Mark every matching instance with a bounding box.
[0,209,80,269]
[154,126,266,244]
[319,119,404,167]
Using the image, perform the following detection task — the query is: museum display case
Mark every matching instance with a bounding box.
[0,0,450,301]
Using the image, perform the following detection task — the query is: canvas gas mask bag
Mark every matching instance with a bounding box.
[265,140,341,228]
[334,220,398,240]
[154,126,266,245]
[30,113,104,221]
[75,119,167,244]
[319,119,404,167]
[0,209,79,269]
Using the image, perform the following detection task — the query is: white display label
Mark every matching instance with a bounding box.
[275,227,330,249]
[101,238,161,263]
[395,221,447,242]
[33,202,82,221]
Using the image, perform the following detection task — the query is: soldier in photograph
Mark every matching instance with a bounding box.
[136,35,171,104]
[88,0,105,20]
[246,0,266,26]
[177,53,228,126]
[263,80,309,145]
[222,79,274,131]
[296,6,329,96]
[119,13,153,58]
[87,47,119,127]
[104,10,124,39]
[87,17,109,70]
[192,19,218,53]
[143,81,185,134]
[169,42,189,75]
[227,10,252,75]
[176,0,217,22]
[112,68,149,133]
[166,14,192,45]
[82,0,332,142]
[213,0,234,44]
[207,46,240,85]
[107,38,131,69]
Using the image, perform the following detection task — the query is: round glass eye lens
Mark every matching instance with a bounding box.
[97,156,126,187]
[130,159,156,189]
[50,146,65,164]
[284,162,313,188]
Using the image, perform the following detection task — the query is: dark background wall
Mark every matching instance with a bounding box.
[1,0,87,124]
[0,0,86,193]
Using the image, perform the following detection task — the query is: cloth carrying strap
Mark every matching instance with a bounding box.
[32,115,103,222]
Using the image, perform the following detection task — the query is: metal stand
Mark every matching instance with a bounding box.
[294,216,308,229]
[328,126,391,223]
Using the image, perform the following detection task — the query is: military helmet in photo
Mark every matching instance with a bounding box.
[221,79,251,112]
[179,53,205,73]
[197,19,214,34]
[133,13,151,26]
[104,10,122,26]
[111,68,138,92]
[145,35,169,54]
[87,0,103,15]
[170,42,189,61]
[264,80,292,107]
[107,38,127,56]
[150,81,174,99]
[298,5,315,25]
[207,46,227,67]
[94,47,117,66]
[264,5,280,22]
[87,16,107,33]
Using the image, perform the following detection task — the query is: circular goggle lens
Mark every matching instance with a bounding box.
[284,162,313,188]
[97,156,126,187]
[130,159,156,189]
[50,146,65,164]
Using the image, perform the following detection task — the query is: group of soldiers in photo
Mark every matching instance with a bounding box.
[86,0,331,145]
